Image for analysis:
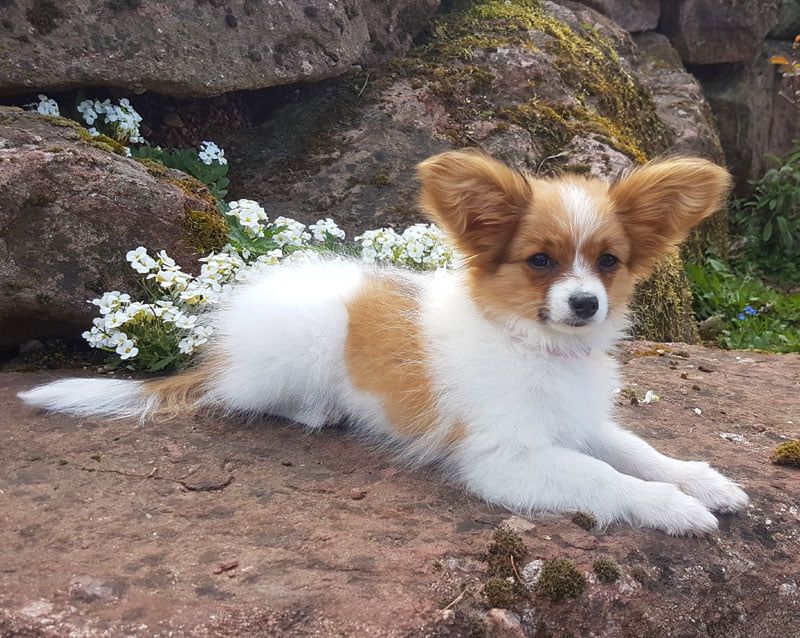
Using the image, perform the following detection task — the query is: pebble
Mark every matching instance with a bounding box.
[69,576,117,602]
[486,608,525,637]
[521,559,544,588]
[213,559,238,574]
[349,488,367,500]
[719,432,747,444]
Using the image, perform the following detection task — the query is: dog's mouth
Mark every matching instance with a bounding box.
[538,308,592,329]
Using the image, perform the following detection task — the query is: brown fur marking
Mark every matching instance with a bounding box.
[346,275,459,442]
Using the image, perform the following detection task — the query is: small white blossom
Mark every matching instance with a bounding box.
[26,94,60,116]
[198,141,227,165]
[116,339,139,360]
[309,218,346,242]
[126,246,158,274]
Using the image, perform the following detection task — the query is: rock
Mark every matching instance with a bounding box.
[660,0,781,65]
[215,1,726,342]
[0,0,439,98]
[486,608,525,637]
[0,107,224,350]
[68,576,117,602]
[770,0,800,39]
[574,0,660,32]
[698,40,800,192]
[3,342,800,635]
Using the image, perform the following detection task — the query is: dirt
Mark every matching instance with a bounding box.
[1,341,799,637]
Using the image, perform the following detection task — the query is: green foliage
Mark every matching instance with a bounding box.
[686,258,800,353]
[131,146,230,202]
[732,145,800,284]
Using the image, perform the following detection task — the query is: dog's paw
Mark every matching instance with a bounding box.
[677,462,750,513]
[632,483,718,536]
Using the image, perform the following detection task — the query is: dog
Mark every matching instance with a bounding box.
[19,150,749,534]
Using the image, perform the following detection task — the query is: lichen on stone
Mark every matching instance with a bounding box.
[40,115,127,156]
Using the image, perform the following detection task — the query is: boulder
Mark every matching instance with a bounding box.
[698,40,800,192]
[218,0,723,342]
[0,107,225,350]
[0,0,439,98]
[659,0,780,65]
[770,0,800,40]
[574,0,660,32]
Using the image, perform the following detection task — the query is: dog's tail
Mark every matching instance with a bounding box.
[17,366,210,421]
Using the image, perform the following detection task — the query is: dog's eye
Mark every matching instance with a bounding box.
[527,253,552,269]
[598,253,619,271]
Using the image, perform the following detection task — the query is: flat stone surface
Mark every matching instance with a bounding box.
[1,341,799,636]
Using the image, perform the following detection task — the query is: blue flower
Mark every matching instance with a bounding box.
[743,305,757,316]
[737,313,746,321]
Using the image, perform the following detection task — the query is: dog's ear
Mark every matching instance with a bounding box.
[417,150,532,266]
[610,158,731,276]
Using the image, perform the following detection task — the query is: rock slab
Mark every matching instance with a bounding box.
[0,0,440,98]
[0,107,219,350]
[1,342,799,636]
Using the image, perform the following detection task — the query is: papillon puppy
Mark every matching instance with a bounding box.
[19,150,749,535]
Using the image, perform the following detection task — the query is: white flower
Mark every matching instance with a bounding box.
[642,390,660,404]
[174,313,198,330]
[198,141,227,165]
[178,337,195,355]
[309,218,346,242]
[272,216,311,248]
[26,94,60,116]
[126,246,158,274]
[116,339,139,360]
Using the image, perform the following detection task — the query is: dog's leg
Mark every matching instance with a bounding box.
[582,422,749,513]
[458,446,718,535]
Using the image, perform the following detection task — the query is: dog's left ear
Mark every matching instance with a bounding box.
[610,158,732,276]
[417,150,532,266]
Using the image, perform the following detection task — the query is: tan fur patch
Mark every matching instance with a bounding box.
[145,363,211,418]
[345,275,459,442]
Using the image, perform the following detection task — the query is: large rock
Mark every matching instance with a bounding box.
[770,0,800,39]
[0,0,439,98]
[660,0,780,65]
[698,40,800,192]
[2,342,799,635]
[218,0,723,341]
[632,32,728,258]
[575,0,660,32]
[0,107,225,350]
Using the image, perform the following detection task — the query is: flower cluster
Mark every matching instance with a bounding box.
[736,305,758,321]
[77,97,145,144]
[198,141,227,166]
[87,194,457,369]
[355,223,454,269]
[26,94,60,116]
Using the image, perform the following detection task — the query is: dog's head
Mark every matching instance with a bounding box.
[417,150,731,337]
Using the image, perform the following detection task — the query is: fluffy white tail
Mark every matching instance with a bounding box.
[18,368,209,421]
[18,378,154,419]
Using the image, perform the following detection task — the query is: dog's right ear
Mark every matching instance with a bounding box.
[417,150,532,266]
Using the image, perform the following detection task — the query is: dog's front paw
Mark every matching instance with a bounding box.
[630,483,718,536]
[678,462,749,513]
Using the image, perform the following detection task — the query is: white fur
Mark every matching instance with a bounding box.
[19,258,748,535]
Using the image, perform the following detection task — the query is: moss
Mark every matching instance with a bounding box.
[483,527,528,578]
[631,251,696,343]
[136,157,170,177]
[571,512,596,531]
[399,0,667,162]
[370,173,392,187]
[167,176,218,210]
[534,559,586,602]
[484,576,527,608]
[40,115,127,156]
[183,207,228,254]
[773,440,800,467]
[630,565,649,584]
[592,557,621,584]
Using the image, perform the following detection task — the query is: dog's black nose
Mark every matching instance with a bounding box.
[568,293,599,319]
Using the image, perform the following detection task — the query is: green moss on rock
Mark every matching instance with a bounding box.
[773,440,800,467]
[592,557,621,583]
[535,559,586,602]
[183,207,228,254]
[631,252,696,343]
[40,114,127,156]
[484,527,528,578]
[484,576,527,608]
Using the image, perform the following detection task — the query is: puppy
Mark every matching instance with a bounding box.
[19,150,749,534]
